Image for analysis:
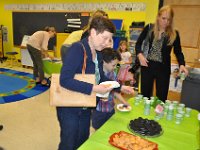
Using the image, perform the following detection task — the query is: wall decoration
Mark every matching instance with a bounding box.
[5,2,146,12]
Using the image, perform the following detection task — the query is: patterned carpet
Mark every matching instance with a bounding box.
[0,68,49,104]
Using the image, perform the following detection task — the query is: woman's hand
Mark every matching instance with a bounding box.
[114,92,130,106]
[138,53,148,67]
[122,101,130,106]
[179,65,189,76]
[92,84,113,94]
[121,85,134,95]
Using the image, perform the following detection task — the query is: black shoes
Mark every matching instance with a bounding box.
[35,81,50,87]
[0,125,3,131]
[41,83,50,87]
[36,81,41,84]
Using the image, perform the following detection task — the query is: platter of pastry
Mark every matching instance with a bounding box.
[109,131,158,150]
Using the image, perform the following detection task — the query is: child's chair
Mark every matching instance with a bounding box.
[0,52,3,63]
[6,50,19,67]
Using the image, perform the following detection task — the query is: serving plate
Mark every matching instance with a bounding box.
[116,104,132,112]
[128,117,163,138]
[109,131,158,150]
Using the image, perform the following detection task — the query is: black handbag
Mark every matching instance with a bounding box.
[141,24,153,58]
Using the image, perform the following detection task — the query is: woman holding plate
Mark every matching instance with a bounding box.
[57,16,134,150]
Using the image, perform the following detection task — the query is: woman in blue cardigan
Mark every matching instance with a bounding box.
[57,16,134,150]
[135,5,188,102]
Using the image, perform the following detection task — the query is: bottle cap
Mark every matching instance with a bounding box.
[169,104,174,110]
[146,100,150,104]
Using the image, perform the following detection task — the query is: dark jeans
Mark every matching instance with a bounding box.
[56,107,91,150]
[92,109,115,130]
[141,61,170,102]
[27,44,44,81]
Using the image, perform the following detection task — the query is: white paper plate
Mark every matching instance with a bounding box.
[100,81,120,88]
[96,81,120,98]
[53,58,61,61]
[43,57,51,60]
[116,104,132,112]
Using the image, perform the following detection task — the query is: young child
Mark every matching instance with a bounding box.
[117,40,134,85]
[172,68,180,89]
[92,48,130,130]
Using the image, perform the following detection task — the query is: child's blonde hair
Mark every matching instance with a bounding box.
[117,40,129,53]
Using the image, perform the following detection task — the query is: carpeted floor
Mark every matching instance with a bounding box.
[0,64,136,150]
[0,68,49,104]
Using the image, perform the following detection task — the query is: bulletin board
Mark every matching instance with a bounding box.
[111,19,123,30]
[12,12,90,49]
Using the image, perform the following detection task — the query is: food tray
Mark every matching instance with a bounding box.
[109,131,158,150]
[116,104,132,112]
[128,117,163,138]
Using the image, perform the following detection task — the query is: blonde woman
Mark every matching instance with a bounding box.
[81,10,108,39]
[135,5,188,102]
[61,10,108,62]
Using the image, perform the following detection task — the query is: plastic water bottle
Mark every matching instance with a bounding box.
[180,72,186,80]
[166,104,174,121]
[134,97,140,106]
[144,100,151,115]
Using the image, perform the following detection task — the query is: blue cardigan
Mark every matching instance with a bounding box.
[60,37,120,97]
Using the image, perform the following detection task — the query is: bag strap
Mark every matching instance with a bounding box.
[80,43,87,74]
[146,24,153,41]
[146,24,153,51]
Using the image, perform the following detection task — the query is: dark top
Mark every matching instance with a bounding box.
[81,30,89,40]
[135,24,185,72]
[60,37,120,99]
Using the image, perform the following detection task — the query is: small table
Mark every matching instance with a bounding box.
[43,59,62,76]
[20,48,33,67]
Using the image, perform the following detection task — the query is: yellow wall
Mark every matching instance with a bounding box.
[0,0,159,59]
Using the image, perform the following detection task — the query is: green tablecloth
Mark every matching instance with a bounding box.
[43,60,62,75]
[79,98,200,150]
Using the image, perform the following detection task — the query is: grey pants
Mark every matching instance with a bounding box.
[27,44,45,81]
